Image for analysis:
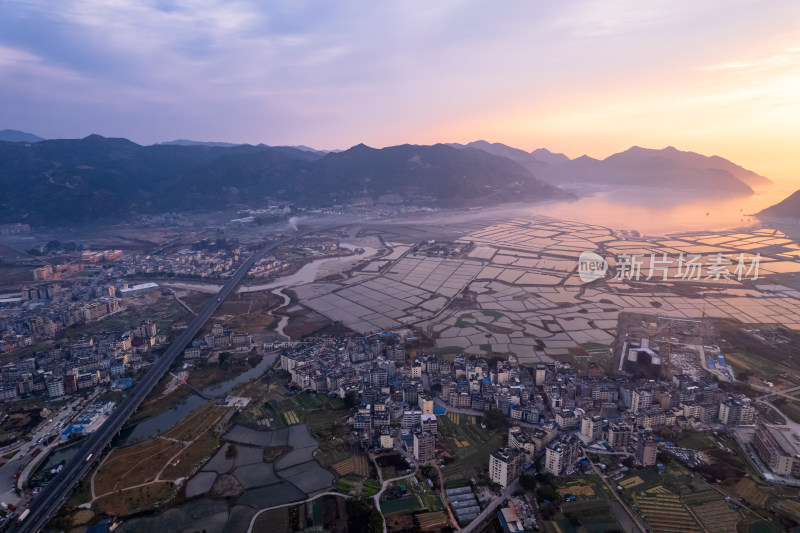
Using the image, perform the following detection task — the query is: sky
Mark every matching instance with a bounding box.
[3,1,800,183]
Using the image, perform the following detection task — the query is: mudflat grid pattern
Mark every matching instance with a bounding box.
[465,218,614,256]
[418,220,800,359]
[118,498,229,533]
[304,258,482,334]
[384,257,482,297]
[184,424,333,515]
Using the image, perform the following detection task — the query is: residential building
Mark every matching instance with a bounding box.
[489,448,524,488]
[606,423,631,449]
[581,415,606,441]
[508,427,536,455]
[752,421,800,477]
[544,435,579,476]
[636,434,658,466]
[414,431,436,462]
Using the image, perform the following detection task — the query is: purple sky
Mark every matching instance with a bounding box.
[3,1,800,181]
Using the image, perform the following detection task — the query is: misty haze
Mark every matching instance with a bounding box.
[2,3,800,533]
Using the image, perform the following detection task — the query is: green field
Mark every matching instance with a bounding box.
[380,496,420,514]
[615,463,746,533]
[336,474,381,498]
[438,412,502,481]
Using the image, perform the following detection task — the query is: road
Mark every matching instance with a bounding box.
[584,454,646,533]
[757,384,800,402]
[18,235,300,533]
[460,479,519,533]
[373,468,419,533]
[756,400,800,434]
[0,396,88,510]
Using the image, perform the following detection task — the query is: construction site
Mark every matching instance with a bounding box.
[613,313,730,381]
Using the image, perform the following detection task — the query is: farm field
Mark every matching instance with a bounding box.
[91,403,225,514]
[560,500,621,533]
[617,463,745,533]
[252,507,291,532]
[438,412,501,481]
[557,474,612,501]
[336,473,381,498]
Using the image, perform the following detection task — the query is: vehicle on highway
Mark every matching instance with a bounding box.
[17,509,30,524]
[85,453,93,463]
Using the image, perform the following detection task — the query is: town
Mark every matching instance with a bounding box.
[1,214,799,533]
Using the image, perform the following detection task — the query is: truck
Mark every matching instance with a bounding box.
[31,448,42,458]
[16,509,30,524]
[85,453,93,463]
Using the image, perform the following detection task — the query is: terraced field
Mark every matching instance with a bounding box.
[634,487,702,533]
[732,478,770,507]
[332,455,370,477]
[691,499,740,532]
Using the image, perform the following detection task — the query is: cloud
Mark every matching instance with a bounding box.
[2,0,800,166]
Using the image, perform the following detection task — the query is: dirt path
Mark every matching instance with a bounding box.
[434,464,459,531]
[246,491,354,533]
[91,408,229,503]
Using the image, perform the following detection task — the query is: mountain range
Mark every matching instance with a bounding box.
[452,141,769,192]
[0,131,771,226]
[0,135,565,225]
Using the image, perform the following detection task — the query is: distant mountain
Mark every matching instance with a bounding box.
[758,190,800,219]
[298,143,566,206]
[158,139,241,147]
[0,136,567,225]
[0,129,44,142]
[282,145,340,154]
[459,141,759,196]
[531,148,570,167]
[451,141,554,177]
[614,146,770,187]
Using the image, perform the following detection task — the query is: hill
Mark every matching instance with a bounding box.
[758,190,800,219]
[158,139,241,148]
[0,136,567,225]
[0,129,44,142]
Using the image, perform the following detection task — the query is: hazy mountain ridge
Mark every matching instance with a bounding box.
[158,139,242,148]
[0,129,45,142]
[458,141,767,193]
[0,136,566,225]
[758,190,800,219]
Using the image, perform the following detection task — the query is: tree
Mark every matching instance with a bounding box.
[520,474,537,490]
[218,352,231,366]
[226,444,238,459]
[344,390,360,409]
[483,408,507,431]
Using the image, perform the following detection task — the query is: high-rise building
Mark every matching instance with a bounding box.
[544,435,579,475]
[581,415,606,441]
[508,427,536,455]
[489,448,524,488]
[606,423,631,449]
[418,395,434,415]
[636,434,658,466]
[420,414,437,434]
[534,364,547,386]
[413,431,436,462]
[631,389,653,412]
[719,398,755,426]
